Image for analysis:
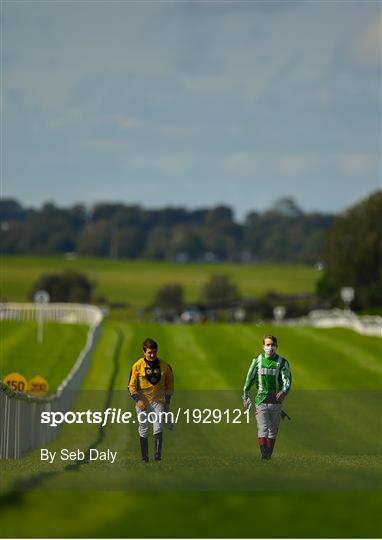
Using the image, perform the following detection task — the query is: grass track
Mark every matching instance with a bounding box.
[0,321,89,392]
[0,322,381,537]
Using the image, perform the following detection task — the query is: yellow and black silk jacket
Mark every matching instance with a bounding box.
[128,358,174,405]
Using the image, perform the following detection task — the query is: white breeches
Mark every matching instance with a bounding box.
[136,401,165,438]
[255,403,282,439]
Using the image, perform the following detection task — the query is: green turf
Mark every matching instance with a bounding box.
[0,322,381,537]
[1,255,319,314]
[0,321,89,393]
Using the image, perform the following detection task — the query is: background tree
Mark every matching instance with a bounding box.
[29,269,94,303]
[144,226,170,259]
[200,206,242,260]
[317,191,382,310]
[153,283,184,310]
[0,199,26,221]
[201,275,241,305]
[271,197,304,218]
[168,225,203,261]
[77,220,113,257]
[114,226,144,258]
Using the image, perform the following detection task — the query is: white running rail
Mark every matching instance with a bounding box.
[0,303,104,459]
[277,308,382,337]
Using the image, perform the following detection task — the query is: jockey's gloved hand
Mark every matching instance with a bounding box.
[243,397,252,410]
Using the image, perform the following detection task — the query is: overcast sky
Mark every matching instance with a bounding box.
[2,0,381,218]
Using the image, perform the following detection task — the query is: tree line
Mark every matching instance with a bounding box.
[17,191,382,312]
[0,197,334,263]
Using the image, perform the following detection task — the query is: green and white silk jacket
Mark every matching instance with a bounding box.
[243,352,292,405]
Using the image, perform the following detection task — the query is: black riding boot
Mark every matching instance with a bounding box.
[140,436,149,462]
[258,437,268,459]
[260,444,268,459]
[154,432,163,461]
[266,438,276,459]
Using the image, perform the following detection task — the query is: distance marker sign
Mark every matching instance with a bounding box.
[28,375,49,397]
[3,372,28,392]
[34,290,50,304]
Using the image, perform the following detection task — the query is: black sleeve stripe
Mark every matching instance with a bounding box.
[167,364,173,373]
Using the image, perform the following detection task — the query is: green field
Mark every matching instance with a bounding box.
[0,321,381,537]
[0,321,89,392]
[1,255,318,313]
